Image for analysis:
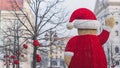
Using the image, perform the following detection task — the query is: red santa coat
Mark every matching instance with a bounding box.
[65,29,110,68]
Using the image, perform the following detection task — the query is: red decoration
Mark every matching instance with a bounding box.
[33,40,41,47]
[69,8,96,22]
[67,8,99,30]
[23,44,28,49]
[14,59,19,64]
[36,54,41,62]
[10,55,15,59]
[36,54,40,58]
[36,57,41,62]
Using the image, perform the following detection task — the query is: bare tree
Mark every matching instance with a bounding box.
[8,0,68,68]
[1,19,30,68]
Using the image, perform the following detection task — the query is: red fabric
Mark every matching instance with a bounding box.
[33,40,41,47]
[69,8,96,22]
[14,59,19,64]
[23,44,28,49]
[97,30,110,45]
[65,30,109,68]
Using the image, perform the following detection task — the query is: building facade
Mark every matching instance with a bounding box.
[0,0,34,68]
[39,36,70,68]
[94,0,120,68]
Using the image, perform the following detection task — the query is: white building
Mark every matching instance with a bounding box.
[0,0,34,68]
[40,36,70,68]
[94,0,120,68]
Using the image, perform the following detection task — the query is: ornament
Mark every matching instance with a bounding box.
[14,59,19,64]
[36,57,41,62]
[33,40,41,47]
[23,44,28,49]
[36,54,40,58]
[36,54,41,62]
[10,55,15,59]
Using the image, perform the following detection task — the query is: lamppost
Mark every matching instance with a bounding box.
[44,30,57,68]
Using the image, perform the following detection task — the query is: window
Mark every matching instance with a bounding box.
[56,56,58,59]
[116,61,119,65]
[51,60,57,66]
[60,60,64,66]
[60,56,63,60]
[115,46,119,53]
[115,31,119,36]
[60,49,63,53]
[116,22,118,25]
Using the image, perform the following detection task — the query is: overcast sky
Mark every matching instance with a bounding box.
[64,0,96,12]
[63,0,97,36]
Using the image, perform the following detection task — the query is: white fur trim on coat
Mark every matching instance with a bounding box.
[73,20,101,29]
[64,52,74,56]
[102,26,111,32]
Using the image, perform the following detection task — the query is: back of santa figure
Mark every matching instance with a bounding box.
[64,8,115,68]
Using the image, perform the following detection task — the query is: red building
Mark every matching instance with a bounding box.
[0,0,23,10]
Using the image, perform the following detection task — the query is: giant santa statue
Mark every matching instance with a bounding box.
[64,8,115,68]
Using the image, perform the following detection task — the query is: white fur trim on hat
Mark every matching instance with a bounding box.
[66,23,74,30]
[64,51,74,56]
[73,20,101,29]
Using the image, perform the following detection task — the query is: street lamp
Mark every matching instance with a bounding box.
[45,33,49,41]
[44,30,58,68]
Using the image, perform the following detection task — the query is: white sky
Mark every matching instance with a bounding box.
[64,0,96,12]
[63,0,97,36]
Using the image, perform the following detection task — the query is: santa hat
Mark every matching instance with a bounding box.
[67,8,100,29]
